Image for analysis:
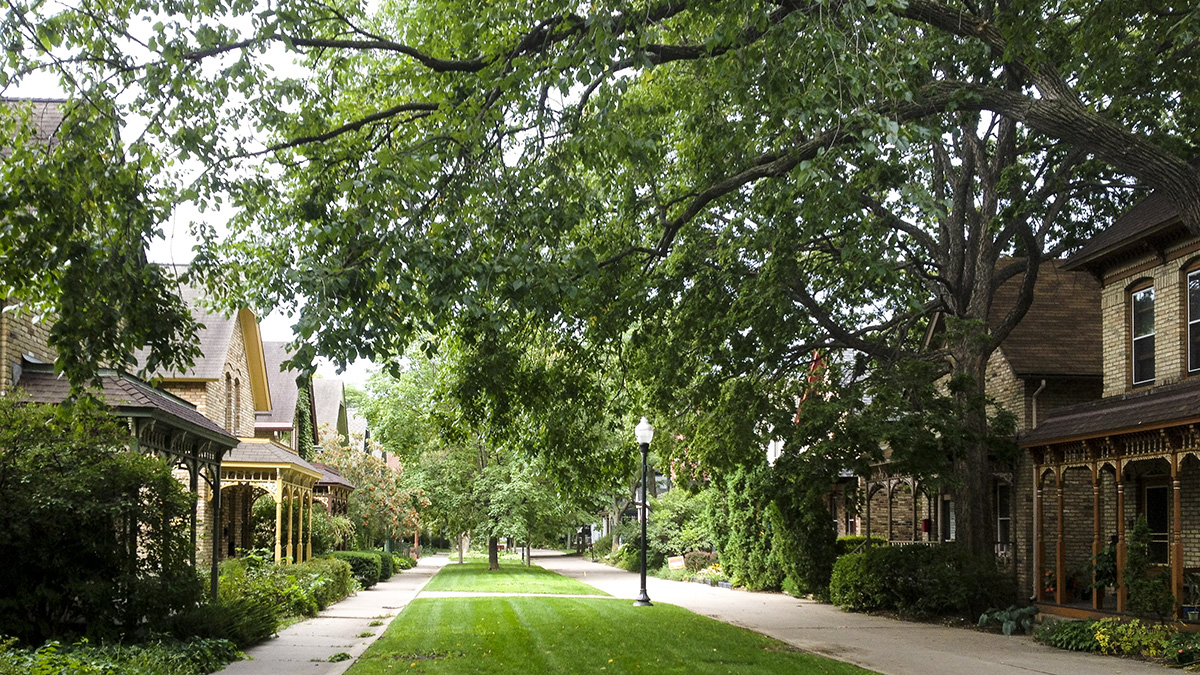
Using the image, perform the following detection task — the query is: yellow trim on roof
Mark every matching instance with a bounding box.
[239,308,272,413]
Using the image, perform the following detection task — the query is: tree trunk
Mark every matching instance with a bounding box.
[950,350,996,561]
[488,535,500,571]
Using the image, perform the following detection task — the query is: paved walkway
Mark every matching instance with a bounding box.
[533,551,1169,675]
[217,553,448,675]
[219,550,1169,674]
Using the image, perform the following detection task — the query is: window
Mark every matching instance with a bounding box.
[1144,483,1169,565]
[996,483,1012,562]
[224,373,233,432]
[1189,270,1200,373]
[1132,286,1155,385]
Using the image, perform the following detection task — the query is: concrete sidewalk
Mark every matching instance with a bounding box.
[534,551,1168,675]
[217,553,448,675]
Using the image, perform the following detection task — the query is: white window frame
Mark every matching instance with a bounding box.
[1189,270,1200,373]
[1132,286,1155,386]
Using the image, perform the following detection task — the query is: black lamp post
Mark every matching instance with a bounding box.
[634,416,654,607]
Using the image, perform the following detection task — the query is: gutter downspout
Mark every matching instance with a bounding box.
[1031,379,1047,429]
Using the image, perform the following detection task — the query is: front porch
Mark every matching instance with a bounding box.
[1022,381,1200,621]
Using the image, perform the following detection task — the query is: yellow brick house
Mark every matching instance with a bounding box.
[1022,189,1200,619]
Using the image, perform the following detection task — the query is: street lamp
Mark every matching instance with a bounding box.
[634,416,654,607]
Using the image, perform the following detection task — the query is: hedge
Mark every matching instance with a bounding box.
[376,551,394,580]
[829,544,1013,619]
[330,551,381,588]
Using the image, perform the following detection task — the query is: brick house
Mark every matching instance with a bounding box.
[140,288,324,564]
[257,341,354,526]
[1022,189,1200,619]
[846,262,1102,596]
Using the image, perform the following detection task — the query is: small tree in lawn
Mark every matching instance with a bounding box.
[314,429,427,550]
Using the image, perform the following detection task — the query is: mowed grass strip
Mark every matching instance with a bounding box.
[422,559,607,595]
[347,597,878,675]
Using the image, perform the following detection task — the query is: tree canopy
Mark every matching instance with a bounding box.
[5,0,1200,554]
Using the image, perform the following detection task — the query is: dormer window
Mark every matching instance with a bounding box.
[1132,286,1155,386]
[1189,270,1200,374]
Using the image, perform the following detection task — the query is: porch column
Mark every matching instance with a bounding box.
[210,466,221,602]
[933,489,941,543]
[1092,467,1102,611]
[1056,470,1066,605]
[887,481,894,543]
[913,481,920,542]
[1174,455,1184,617]
[864,485,872,544]
[1035,480,1044,602]
[1116,463,1127,613]
[286,488,295,563]
[306,491,314,562]
[274,472,284,563]
[189,459,199,569]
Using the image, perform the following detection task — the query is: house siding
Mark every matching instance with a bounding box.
[1100,242,1200,397]
[0,304,57,395]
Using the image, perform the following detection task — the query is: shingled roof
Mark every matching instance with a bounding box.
[136,285,236,381]
[989,261,1102,378]
[2,98,64,155]
[311,461,355,490]
[13,362,237,447]
[134,282,271,411]
[257,341,300,428]
[1063,168,1200,273]
[313,379,348,439]
[1021,376,1200,446]
[224,438,321,476]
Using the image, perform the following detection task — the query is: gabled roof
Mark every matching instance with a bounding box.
[348,412,369,440]
[257,341,301,427]
[989,261,1102,378]
[136,284,271,412]
[313,379,348,439]
[2,98,64,154]
[1063,167,1200,273]
[13,362,238,448]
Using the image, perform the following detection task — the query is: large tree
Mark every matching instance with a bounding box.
[5,0,1199,555]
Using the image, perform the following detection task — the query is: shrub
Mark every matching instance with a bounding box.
[593,534,613,556]
[394,555,417,570]
[1125,517,1176,620]
[218,551,317,619]
[0,636,241,675]
[1166,630,1200,666]
[376,551,395,580]
[330,551,381,588]
[1035,619,1101,652]
[834,535,886,557]
[829,553,885,611]
[169,597,278,649]
[1092,617,1174,658]
[829,544,1012,619]
[0,399,203,644]
[291,557,355,610]
[684,551,716,573]
[978,605,1037,635]
[707,465,784,591]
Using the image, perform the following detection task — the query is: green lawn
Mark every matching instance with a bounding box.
[421,560,607,595]
[347,597,877,674]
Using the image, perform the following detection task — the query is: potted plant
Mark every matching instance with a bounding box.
[1091,540,1117,607]
[1185,573,1200,621]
